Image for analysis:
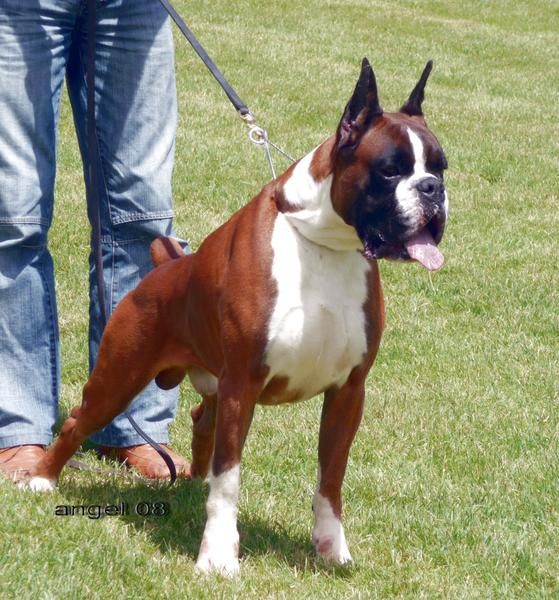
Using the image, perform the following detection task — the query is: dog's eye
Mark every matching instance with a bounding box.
[432,156,448,174]
[380,164,400,178]
[428,156,447,180]
[435,165,447,180]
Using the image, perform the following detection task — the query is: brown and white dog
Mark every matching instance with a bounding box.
[27,59,448,575]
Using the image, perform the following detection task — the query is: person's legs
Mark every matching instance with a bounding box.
[65,0,185,447]
[0,0,79,452]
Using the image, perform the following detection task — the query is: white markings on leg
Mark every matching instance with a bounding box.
[312,492,352,565]
[196,464,241,576]
[21,476,57,492]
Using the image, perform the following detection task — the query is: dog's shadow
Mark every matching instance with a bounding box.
[59,466,349,575]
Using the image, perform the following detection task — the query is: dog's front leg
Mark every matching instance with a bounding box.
[195,378,256,577]
[313,375,366,565]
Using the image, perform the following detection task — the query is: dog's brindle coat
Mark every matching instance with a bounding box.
[28,59,448,575]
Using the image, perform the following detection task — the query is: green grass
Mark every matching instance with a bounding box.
[2,0,559,597]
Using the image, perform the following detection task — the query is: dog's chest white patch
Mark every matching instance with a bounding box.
[264,213,370,400]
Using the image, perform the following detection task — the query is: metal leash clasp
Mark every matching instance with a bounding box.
[239,111,295,179]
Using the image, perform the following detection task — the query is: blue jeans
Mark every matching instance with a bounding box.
[0,0,185,447]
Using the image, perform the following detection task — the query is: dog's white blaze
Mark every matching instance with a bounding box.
[395,127,439,225]
[408,127,427,174]
[282,148,362,252]
[312,492,352,564]
[196,464,240,576]
[265,209,369,400]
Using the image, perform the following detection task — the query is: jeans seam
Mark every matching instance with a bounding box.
[110,240,118,312]
[38,257,58,412]
[100,236,172,246]
[0,432,54,447]
[111,210,174,225]
[75,23,114,244]
[97,143,115,237]
[0,217,50,225]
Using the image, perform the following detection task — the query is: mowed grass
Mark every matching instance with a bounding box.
[2,0,558,597]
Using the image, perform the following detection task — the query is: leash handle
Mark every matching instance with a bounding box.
[157,0,249,116]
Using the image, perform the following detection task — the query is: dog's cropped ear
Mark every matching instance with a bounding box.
[400,60,433,117]
[336,58,383,150]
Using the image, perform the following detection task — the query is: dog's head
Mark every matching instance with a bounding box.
[330,59,448,270]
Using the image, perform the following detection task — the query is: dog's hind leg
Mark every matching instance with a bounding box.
[23,405,84,491]
[27,293,172,490]
[190,393,217,479]
[187,367,218,479]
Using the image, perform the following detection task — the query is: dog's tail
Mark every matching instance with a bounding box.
[150,236,187,267]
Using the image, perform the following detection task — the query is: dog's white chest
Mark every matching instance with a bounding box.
[264,213,370,400]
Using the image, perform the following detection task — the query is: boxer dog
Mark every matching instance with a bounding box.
[27,59,448,575]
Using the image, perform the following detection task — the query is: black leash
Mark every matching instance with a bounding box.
[157,0,249,116]
[86,0,177,483]
[159,0,295,176]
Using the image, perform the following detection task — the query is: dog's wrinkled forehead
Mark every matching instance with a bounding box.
[356,114,447,177]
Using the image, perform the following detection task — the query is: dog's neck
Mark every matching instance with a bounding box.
[276,141,363,253]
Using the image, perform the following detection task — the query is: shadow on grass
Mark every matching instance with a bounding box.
[57,466,351,575]
[47,407,353,576]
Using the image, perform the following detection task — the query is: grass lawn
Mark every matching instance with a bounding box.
[2,0,558,597]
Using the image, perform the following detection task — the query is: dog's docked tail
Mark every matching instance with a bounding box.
[150,236,187,267]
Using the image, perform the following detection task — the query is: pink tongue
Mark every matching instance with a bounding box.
[405,229,444,271]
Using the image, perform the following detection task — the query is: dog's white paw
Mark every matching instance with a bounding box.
[195,540,240,577]
[313,532,353,565]
[20,476,57,492]
[196,465,241,576]
[312,493,353,566]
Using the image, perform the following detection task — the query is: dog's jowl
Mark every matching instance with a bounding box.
[28,59,448,576]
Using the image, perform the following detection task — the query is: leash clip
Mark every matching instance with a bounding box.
[239,110,256,129]
[239,111,295,179]
[248,125,269,146]
[241,112,269,145]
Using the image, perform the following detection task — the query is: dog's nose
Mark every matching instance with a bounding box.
[416,176,444,200]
